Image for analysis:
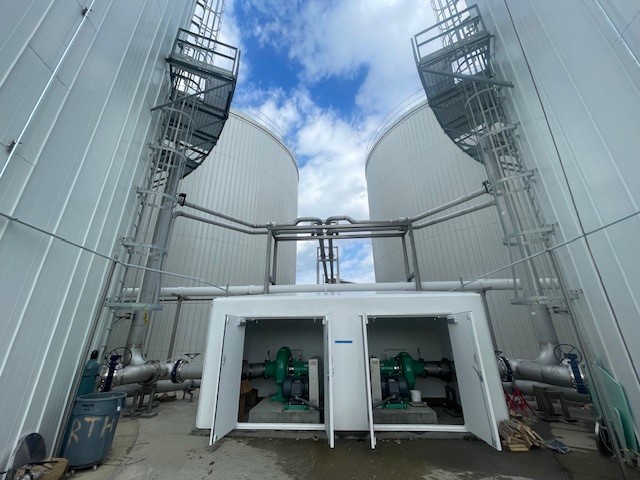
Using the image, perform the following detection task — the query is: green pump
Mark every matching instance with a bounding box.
[379,351,426,390]
[263,346,308,403]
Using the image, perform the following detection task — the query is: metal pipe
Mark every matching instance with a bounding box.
[242,363,266,379]
[166,296,185,360]
[504,380,589,403]
[173,211,268,235]
[294,217,324,225]
[407,226,422,290]
[153,279,552,299]
[410,187,488,222]
[102,361,163,388]
[325,215,359,224]
[126,163,183,350]
[113,379,200,397]
[413,199,495,229]
[180,199,271,229]
[509,359,576,389]
[175,362,203,382]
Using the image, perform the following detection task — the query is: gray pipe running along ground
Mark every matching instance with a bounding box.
[100,347,204,388]
[113,379,200,397]
[504,380,589,403]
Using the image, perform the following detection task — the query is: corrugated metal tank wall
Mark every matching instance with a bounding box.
[106,111,299,363]
[366,102,578,359]
[0,0,194,467]
[475,0,640,430]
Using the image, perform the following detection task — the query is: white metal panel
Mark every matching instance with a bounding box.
[366,102,579,359]
[196,292,507,450]
[476,0,640,434]
[360,315,376,449]
[210,315,246,444]
[330,312,369,431]
[0,0,194,469]
[323,315,335,448]
[447,313,506,451]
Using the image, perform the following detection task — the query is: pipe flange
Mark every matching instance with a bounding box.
[172,359,186,384]
[498,356,513,382]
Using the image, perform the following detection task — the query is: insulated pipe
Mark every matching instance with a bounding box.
[504,359,579,389]
[325,215,359,224]
[497,353,586,391]
[113,379,200,397]
[413,200,495,230]
[504,380,589,403]
[180,199,271,229]
[126,151,184,350]
[172,361,203,383]
[482,150,560,351]
[154,279,557,299]
[101,360,164,388]
[173,211,268,235]
[294,217,324,225]
[410,187,488,222]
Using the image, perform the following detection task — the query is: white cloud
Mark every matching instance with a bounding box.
[218,1,436,285]
[248,0,434,114]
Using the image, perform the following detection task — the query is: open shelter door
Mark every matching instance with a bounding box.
[447,312,505,450]
[210,315,246,444]
[323,315,335,448]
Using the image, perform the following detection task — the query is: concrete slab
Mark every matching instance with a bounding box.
[247,397,320,423]
[72,393,638,480]
[373,403,438,424]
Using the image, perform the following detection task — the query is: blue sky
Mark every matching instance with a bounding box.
[219,0,435,284]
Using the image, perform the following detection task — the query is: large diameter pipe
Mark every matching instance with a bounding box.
[113,379,200,397]
[511,360,576,389]
[498,355,585,391]
[101,361,164,388]
[242,363,266,379]
[504,380,589,403]
[152,279,557,299]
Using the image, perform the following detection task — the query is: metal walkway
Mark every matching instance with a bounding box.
[412,5,563,308]
[106,11,238,318]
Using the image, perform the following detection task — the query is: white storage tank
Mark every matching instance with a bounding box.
[366,101,578,359]
[106,110,299,362]
[0,1,195,469]
[474,0,640,438]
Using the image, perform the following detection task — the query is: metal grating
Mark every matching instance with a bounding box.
[167,28,239,177]
[106,4,239,317]
[413,4,565,308]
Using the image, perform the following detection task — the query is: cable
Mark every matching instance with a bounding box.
[0,210,236,295]
[449,208,640,292]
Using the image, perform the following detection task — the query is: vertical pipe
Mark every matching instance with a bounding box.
[482,150,559,353]
[264,231,273,293]
[272,237,279,285]
[126,163,182,350]
[167,296,184,359]
[401,234,411,281]
[407,226,422,290]
[480,290,498,351]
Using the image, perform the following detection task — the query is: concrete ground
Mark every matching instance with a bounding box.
[72,393,638,480]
